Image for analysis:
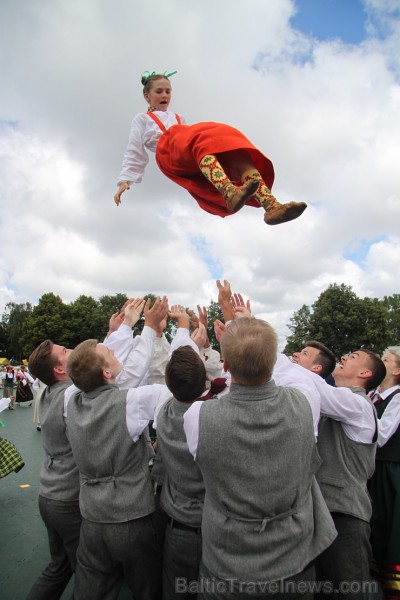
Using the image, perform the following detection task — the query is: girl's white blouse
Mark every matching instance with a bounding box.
[117,110,186,185]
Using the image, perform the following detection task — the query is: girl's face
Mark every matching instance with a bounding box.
[144,78,172,111]
[382,352,400,378]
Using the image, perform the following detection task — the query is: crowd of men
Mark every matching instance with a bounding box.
[23,280,400,600]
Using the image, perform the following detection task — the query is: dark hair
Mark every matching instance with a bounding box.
[357,349,386,393]
[141,74,170,95]
[28,339,57,386]
[305,340,337,379]
[165,346,206,403]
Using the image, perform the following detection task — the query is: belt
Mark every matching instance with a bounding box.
[169,517,201,534]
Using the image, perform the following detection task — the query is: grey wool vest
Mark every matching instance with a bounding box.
[316,388,377,522]
[157,397,205,526]
[67,384,155,523]
[196,381,337,583]
[39,380,80,501]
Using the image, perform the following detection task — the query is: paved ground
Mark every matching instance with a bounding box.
[0,401,131,599]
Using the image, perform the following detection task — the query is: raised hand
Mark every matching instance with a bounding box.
[123,298,146,328]
[168,304,190,329]
[216,279,232,306]
[214,319,226,344]
[107,311,124,336]
[191,322,207,349]
[230,293,252,319]
[144,296,169,331]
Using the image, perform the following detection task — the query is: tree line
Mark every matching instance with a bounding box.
[283,284,400,358]
[0,284,398,363]
[0,293,223,363]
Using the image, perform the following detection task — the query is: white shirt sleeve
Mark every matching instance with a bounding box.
[275,356,376,443]
[273,354,321,438]
[118,114,150,184]
[170,328,200,355]
[377,387,400,447]
[126,384,172,441]
[104,323,134,364]
[143,335,171,385]
[115,326,156,389]
[183,401,203,460]
[201,346,223,380]
[63,384,80,417]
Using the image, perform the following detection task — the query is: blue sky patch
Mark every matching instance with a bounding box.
[190,236,222,279]
[344,236,385,264]
[291,0,367,44]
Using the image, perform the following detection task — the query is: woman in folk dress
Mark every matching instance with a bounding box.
[114,72,306,226]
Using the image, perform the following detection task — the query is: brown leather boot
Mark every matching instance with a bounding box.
[264,200,307,225]
[241,168,307,225]
[222,180,259,213]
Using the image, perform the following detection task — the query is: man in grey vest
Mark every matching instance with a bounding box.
[313,350,386,599]
[156,316,207,598]
[288,344,386,598]
[65,305,206,600]
[26,339,81,600]
[183,317,337,599]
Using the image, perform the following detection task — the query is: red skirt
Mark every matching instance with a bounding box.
[155,121,275,217]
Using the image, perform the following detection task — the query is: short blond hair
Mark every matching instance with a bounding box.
[384,346,400,365]
[67,339,107,392]
[221,318,278,385]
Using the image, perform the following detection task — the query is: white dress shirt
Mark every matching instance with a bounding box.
[118,110,186,185]
[65,327,199,443]
[375,385,400,447]
[104,324,156,389]
[274,354,376,443]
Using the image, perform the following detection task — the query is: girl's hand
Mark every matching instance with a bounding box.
[114,182,130,206]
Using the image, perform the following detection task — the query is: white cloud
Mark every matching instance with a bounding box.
[0,0,399,350]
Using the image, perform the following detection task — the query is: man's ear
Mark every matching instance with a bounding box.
[311,364,322,374]
[359,368,372,381]
[53,364,66,376]
[102,368,112,382]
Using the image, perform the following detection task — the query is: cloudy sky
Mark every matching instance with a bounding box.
[1,0,399,347]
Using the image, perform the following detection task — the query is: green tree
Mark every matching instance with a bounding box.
[206,300,224,351]
[0,320,7,356]
[20,293,71,357]
[308,284,365,358]
[283,304,312,355]
[382,294,400,345]
[2,302,32,362]
[68,295,104,347]
[98,293,129,335]
[355,297,389,355]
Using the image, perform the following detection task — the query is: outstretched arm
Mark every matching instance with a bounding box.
[216,279,233,322]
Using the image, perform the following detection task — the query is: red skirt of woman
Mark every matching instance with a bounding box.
[155,121,275,217]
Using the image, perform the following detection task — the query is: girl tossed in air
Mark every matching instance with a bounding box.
[114,71,307,226]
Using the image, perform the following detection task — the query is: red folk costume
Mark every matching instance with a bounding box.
[147,111,274,217]
[116,73,306,225]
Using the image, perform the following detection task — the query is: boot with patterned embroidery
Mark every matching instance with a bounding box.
[241,169,307,225]
[199,155,258,213]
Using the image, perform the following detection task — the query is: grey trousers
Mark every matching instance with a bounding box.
[197,562,315,600]
[162,520,202,599]
[315,512,373,600]
[73,513,162,600]
[26,495,82,600]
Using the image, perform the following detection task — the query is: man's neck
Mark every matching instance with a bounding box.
[379,378,398,393]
